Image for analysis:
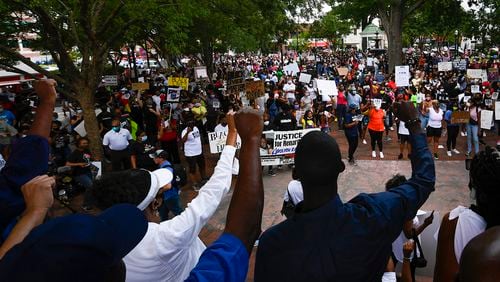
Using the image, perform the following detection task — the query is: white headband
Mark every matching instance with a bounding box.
[137,169,173,211]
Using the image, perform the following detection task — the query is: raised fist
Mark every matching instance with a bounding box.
[235,108,263,140]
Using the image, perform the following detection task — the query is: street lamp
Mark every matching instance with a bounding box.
[454,30,459,58]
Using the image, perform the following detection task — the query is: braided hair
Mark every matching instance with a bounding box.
[469,146,500,229]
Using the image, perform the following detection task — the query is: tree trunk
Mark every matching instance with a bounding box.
[78,85,104,162]
[380,4,403,73]
[201,40,214,78]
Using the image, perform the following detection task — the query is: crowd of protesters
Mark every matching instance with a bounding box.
[0,44,498,282]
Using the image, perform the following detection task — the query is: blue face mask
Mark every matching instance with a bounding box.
[141,136,148,142]
[112,126,120,132]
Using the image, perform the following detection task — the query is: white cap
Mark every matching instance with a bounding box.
[137,168,173,210]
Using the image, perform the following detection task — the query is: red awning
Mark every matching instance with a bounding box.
[309,41,329,48]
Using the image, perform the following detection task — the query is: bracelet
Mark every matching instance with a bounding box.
[405,118,421,129]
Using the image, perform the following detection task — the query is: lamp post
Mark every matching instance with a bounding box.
[454,30,459,58]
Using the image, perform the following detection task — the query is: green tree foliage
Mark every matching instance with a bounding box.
[310,10,354,43]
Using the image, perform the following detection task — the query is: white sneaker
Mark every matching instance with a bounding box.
[379,152,384,159]
[447,151,452,157]
[390,127,394,131]
[372,151,376,158]
[363,139,367,144]
[452,149,460,154]
[460,132,465,137]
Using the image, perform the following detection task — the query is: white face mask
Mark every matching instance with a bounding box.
[274,94,279,99]
[264,121,270,126]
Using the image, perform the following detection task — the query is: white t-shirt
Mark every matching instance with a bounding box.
[214,124,228,133]
[449,206,487,263]
[391,216,420,262]
[428,107,443,128]
[398,120,410,135]
[124,146,236,282]
[283,180,304,205]
[283,83,296,100]
[182,127,202,157]
[102,128,132,150]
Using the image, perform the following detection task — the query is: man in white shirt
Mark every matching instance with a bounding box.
[102,119,133,171]
[283,78,296,105]
[182,119,207,189]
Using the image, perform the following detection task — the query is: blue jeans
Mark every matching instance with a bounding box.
[419,114,429,130]
[160,194,184,221]
[336,104,347,129]
[466,123,479,154]
[74,173,93,206]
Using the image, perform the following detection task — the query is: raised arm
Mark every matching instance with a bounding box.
[29,80,57,139]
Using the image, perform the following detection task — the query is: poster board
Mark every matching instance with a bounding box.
[245,80,265,100]
[496,101,500,120]
[453,59,467,70]
[208,131,241,153]
[315,79,338,98]
[103,75,118,86]
[395,65,410,87]
[471,85,481,93]
[91,161,102,178]
[283,62,300,76]
[438,62,453,72]
[467,69,483,79]
[166,87,181,102]
[226,77,246,95]
[337,67,349,76]
[373,98,382,109]
[451,111,470,124]
[272,128,319,155]
[417,93,425,104]
[299,73,312,84]
[480,110,493,129]
[73,121,86,137]
[131,82,149,91]
[167,77,189,90]
[194,66,208,80]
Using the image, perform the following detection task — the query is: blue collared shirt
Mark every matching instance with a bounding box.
[160,160,179,199]
[255,132,435,282]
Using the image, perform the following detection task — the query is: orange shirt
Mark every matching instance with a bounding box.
[368,108,385,132]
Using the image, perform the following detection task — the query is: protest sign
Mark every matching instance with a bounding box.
[261,156,282,166]
[373,98,382,109]
[271,128,319,155]
[283,62,300,76]
[166,87,181,102]
[194,66,208,80]
[452,59,467,70]
[463,96,471,103]
[458,93,464,103]
[488,68,498,82]
[227,77,245,95]
[485,99,492,106]
[438,62,453,72]
[467,69,484,79]
[493,92,498,100]
[417,93,425,104]
[167,77,189,90]
[315,79,338,98]
[496,101,500,120]
[138,77,145,83]
[91,161,102,177]
[451,111,470,124]
[395,65,410,87]
[73,121,86,137]
[208,131,241,153]
[367,57,374,67]
[245,80,265,100]
[480,110,493,129]
[131,82,149,91]
[337,67,349,76]
[103,75,118,86]
[471,85,481,93]
[299,73,312,84]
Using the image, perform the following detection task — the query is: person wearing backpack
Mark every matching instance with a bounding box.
[151,150,184,220]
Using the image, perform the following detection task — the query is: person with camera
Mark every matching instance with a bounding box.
[66,137,94,211]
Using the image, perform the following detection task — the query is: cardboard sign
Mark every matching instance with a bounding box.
[272,128,320,155]
[438,62,453,72]
[245,80,265,100]
[451,111,470,124]
[337,67,349,76]
[480,110,493,129]
[131,82,149,91]
[167,77,189,90]
[315,79,338,98]
[194,66,208,79]
[227,77,246,95]
[208,131,241,153]
[471,85,481,93]
[166,87,181,102]
[496,101,500,120]
[283,62,300,76]
[103,75,118,86]
[395,65,410,87]
[299,73,312,84]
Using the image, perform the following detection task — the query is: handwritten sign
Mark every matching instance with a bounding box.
[467,69,484,80]
[167,77,189,90]
[131,82,149,91]
[315,79,338,98]
[283,62,300,76]
[299,73,312,84]
[480,110,493,129]
[337,67,349,76]
[395,65,410,87]
[208,131,241,153]
[496,101,500,121]
[245,80,265,100]
[194,66,208,80]
[373,98,382,109]
[453,59,467,70]
[451,111,470,124]
[438,62,453,72]
[471,85,481,93]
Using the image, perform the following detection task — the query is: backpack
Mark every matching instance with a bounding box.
[164,163,188,187]
[280,189,296,218]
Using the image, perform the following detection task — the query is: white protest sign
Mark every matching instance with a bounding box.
[271,128,320,155]
[493,92,498,100]
[208,131,241,153]
[495,101,500,120]
[283,62,300,76]
[166,87,181,102]
[438,62,453,72]
[299,73,312,84]
[103,75,118,86]
[138,77,145,83]
[73,121,86,137]
[471,85,481,93]
[367,57,374,67]
[485,99,492,106]
[260,156,282,166]
[467,69,484,79]
[417,93,425,104]
[194,66,208,79]
[212,101,220,109]
[458,93,464,103]
[480,110,493,129]
[315,79,338,98]
[373,98,382,109]
[91,161,102,177]
[395,65,410,87]
[463,96,471,103]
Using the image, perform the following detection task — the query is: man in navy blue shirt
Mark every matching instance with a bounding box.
[255,101,435,281]
[0,80,55,244]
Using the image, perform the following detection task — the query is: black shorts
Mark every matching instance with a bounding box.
[185,154,205,173]
[426,127,442,137]
[400,134,410,144]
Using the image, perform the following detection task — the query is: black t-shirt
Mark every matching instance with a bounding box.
[143,107,158,134]
[274,112,296,131]
[97,111,113,132]
[67,149,92,175]
[130,141,156,170]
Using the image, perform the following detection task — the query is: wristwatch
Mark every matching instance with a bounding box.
[405,118,421,129]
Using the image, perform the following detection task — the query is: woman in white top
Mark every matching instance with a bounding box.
[92,113,239,282]
[434,147,500,282]
[426,100,443,159]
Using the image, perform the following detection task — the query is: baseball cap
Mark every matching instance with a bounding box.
[137,168,173,210]
[0,204,147,281]
[149,149,169,159]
